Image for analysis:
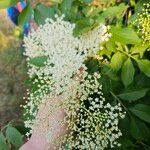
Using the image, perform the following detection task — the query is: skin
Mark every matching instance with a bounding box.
[20,95,66,150]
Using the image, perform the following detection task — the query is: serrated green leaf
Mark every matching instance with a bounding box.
[110,52,125,72]
[34,4,56,25]
[0,0,19,9]
[18,3,32,26]
[118,88,149,101]
[136,59,150,78]
[6,126,23,148]
[129,104,150,123]
[121,58,135,87]
[130,117,149,140]
[110,26,141,45]
[29,56,48,67]
[0,133,9,150]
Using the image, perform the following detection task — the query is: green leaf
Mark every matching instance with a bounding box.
[110,26,141,45]
[68,4,78,21]
[135,74,150,88]
[81,0,93,4]
[73,18,94,36]
[131,42,149,58]
[61,0,74,14]
[130,117,149,140]
[0,0,19,9]
[102,65,119,81]
[105,39,116,52]
[136,59,150,78]
[83,6,102,17]
[118,88,149,101]
[85,58,99,74]
[121,58,135,87]
[119,138,133,148]
[110,52,125,72]
[6,126,23,148]
[34,4,56,25]
[119,115,131,138]
[100,76,111,94]
[130,0,136,6]
[97,3,127,23]
[18,3,32,26]
[0,133,9,150]
[129,104,150,123]
[29,56,48,67]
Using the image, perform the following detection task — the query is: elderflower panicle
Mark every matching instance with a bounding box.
[24,15,86,94]
[59,72,125,150]
[135,2,150,43]
[23,15,124,150]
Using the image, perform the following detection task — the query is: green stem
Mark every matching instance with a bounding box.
[140,141,150,149]
[118,49,137,61]
[110,91,132,117]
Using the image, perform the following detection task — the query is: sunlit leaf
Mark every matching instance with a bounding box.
[110,52,125,72]
[131,42,149,58]
[97,3,127,23]
[121,58,135,87]
[110,26,141,45]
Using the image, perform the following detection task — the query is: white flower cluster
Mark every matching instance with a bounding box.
[80,25,111,55]
[23,15,124,149]
[24,15,86,94]
[61,73,125,149]
[136,3,150,43]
